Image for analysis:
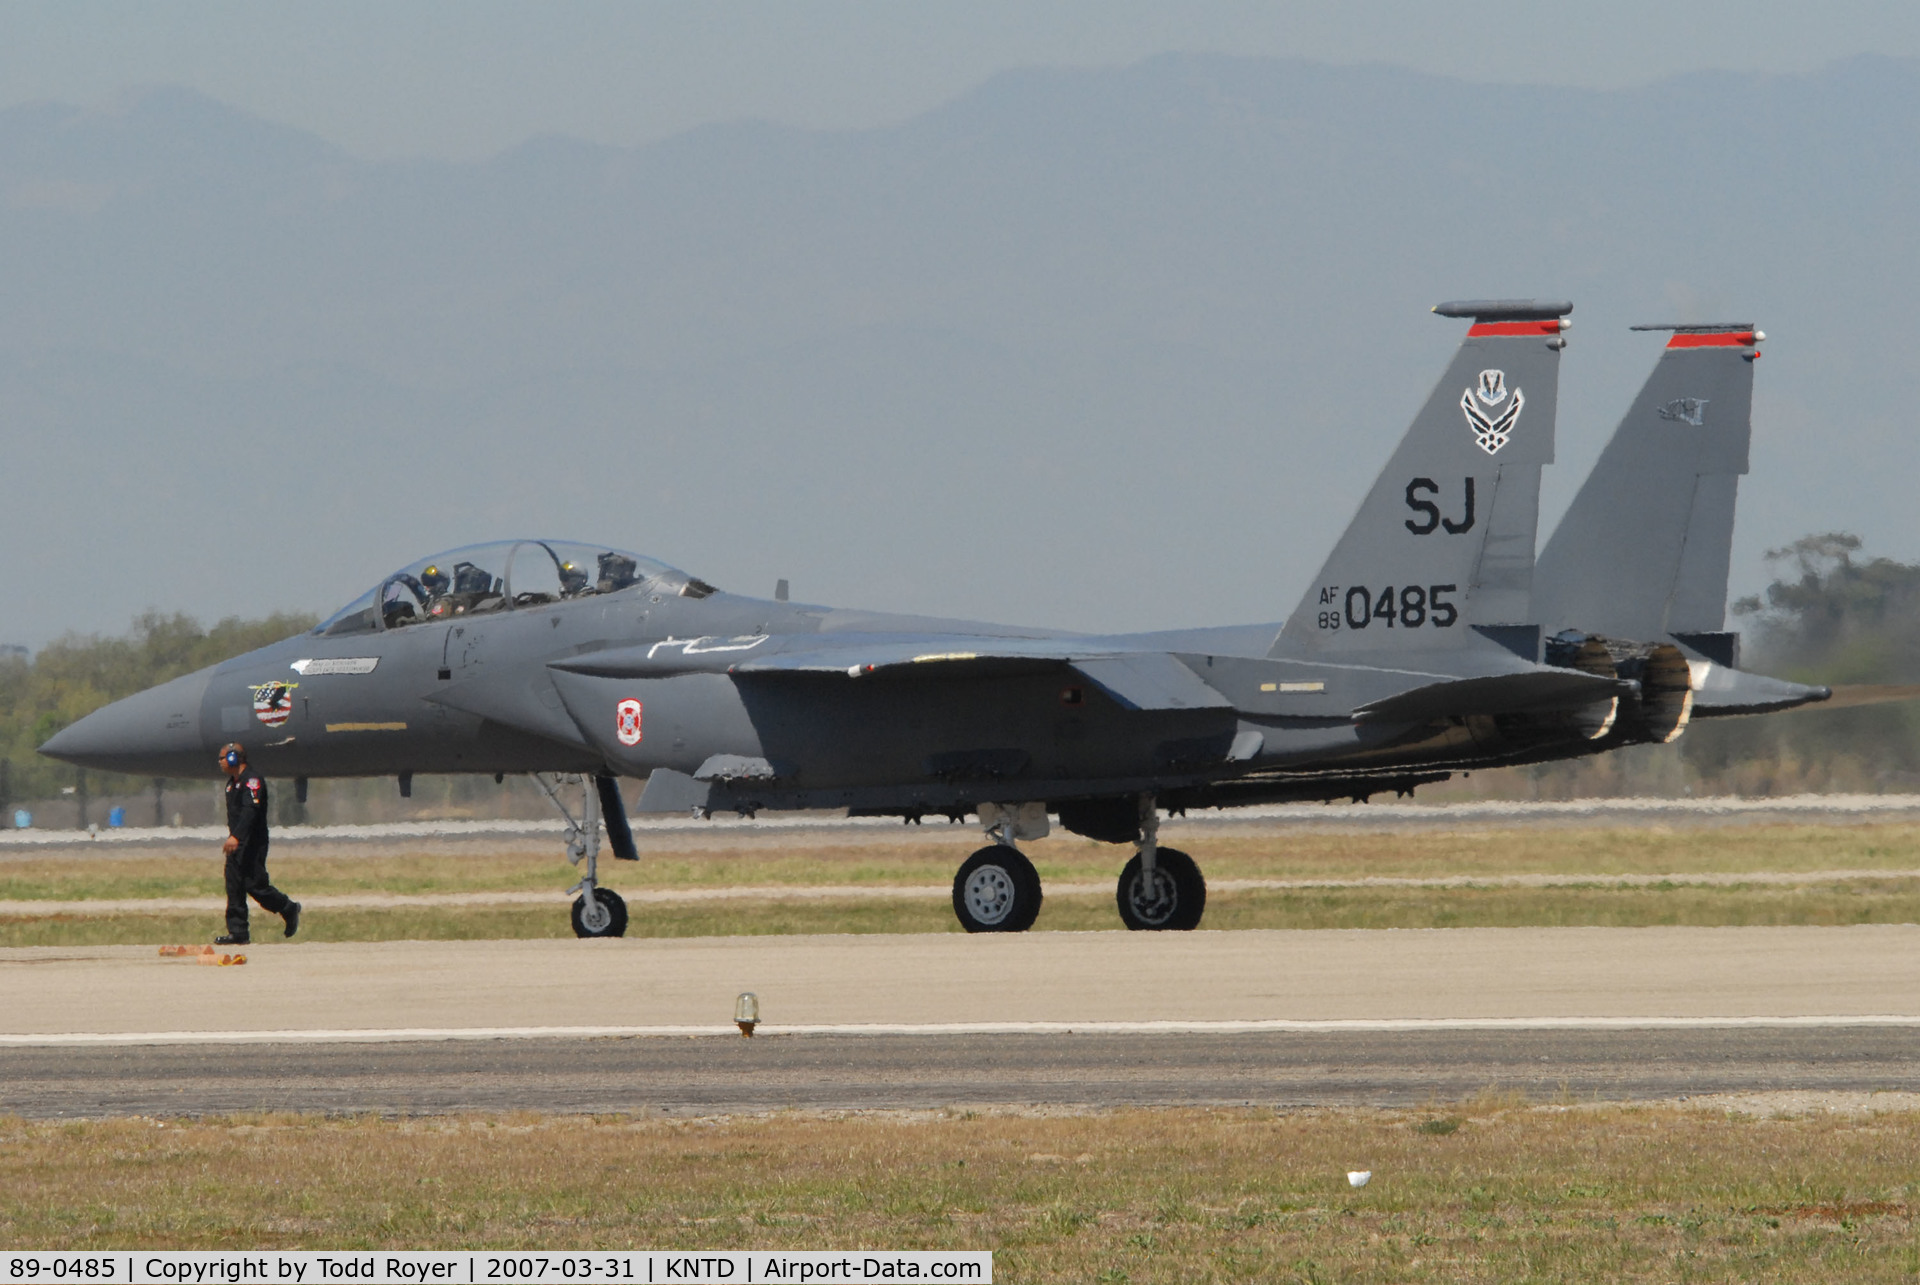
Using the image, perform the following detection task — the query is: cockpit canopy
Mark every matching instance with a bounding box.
[315,540,703,637]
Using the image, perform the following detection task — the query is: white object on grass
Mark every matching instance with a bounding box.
[1347,1170,1372,1188]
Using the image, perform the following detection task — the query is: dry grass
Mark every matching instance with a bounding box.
[7,876,1920,947]
[9,822,1920,945]
[3,1104,1920,1279]
[9,821,1920,898]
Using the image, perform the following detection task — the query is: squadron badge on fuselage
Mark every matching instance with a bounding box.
[250,681,298,728]
[615,698,644,746]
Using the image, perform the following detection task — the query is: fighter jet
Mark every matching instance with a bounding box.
[45,299,1720,938]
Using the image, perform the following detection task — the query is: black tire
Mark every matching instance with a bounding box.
[1116,848,1205,931]
[571,888,628,938]
[952,845,1043,933]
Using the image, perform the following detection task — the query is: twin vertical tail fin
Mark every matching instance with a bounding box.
[1270,300,1572,662]
[1533,324,1761,664]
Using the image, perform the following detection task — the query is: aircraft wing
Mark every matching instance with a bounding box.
[549,632,1083,679]
[552,635,1234,712]
[738,647,1233,711]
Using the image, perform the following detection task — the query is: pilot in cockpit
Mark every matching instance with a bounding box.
[558,560,591,598]
[420,564,452,618]
[597,552,640,593]
[429,560,503,615]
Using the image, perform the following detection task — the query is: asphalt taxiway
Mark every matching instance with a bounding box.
[6,926,1920,1116]
[9,1026,1920,1118]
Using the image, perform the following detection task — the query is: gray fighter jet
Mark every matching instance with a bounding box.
[40,299,1799,937]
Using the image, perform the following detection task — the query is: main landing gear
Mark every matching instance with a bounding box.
[1115,793,1206,931]
[952,803,1044,933]
[533,772,638,938]
[945,794,1207,933]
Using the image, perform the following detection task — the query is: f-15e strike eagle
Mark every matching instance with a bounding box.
[42,300,1832,937]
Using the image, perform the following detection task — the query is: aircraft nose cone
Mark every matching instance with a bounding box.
[39,669,216,776]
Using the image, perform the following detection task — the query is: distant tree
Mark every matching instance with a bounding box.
[1682,533,1920,792]
[1732,532,1920,682]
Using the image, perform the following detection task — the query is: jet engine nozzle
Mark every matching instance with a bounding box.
[1546,632,1694,746]
[1542,633,1619,741]
[1618,642,1695,744]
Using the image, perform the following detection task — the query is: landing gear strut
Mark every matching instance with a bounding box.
[1116,793,1205,931]
[533,772,630,937]
[951,802,1044,933]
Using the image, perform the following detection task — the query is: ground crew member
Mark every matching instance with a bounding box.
[215,742,301,945]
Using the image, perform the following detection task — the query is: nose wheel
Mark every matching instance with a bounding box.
[572,887,629,937]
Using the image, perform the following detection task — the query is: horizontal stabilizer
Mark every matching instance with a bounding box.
[1354,668,1632,725]
[1697,676,1920,718]
[1687,664,1833,718]
[1069,654,1233,711]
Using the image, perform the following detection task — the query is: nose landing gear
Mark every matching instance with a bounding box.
[533,771,635,937]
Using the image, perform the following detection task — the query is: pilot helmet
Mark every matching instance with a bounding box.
[558,560,589,592]
[420,564,449,594]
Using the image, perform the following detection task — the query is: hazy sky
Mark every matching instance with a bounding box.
[8,1,1920,159]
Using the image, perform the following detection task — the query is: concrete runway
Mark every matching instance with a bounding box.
[7,926,1920,1116]
[11,926,1920,1035]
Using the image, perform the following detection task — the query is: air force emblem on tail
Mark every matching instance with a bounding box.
[1658,397,1708,426]
[1461,369,1524,454]
[615,698,644,746]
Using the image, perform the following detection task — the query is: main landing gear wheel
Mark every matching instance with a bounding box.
[1117,847,1205,931]
[952,846,1043,933]
[571,888,628,938]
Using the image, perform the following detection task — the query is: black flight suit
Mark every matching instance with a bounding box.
[224,770,291,939]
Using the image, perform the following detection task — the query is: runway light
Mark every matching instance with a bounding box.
[1347,1170,1372,1188]
[735,991,760,1037]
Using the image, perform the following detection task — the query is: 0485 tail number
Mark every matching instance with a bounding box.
[1315,584,1458,631]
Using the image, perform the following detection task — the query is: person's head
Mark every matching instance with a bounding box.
[558,560,588,593]
[217,742,247,777]
[420,564,448,595]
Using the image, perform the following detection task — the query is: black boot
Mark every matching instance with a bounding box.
[283,902,302,938]
[215,933,249,946]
